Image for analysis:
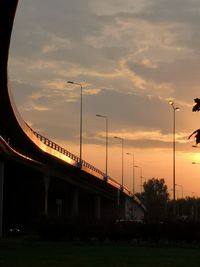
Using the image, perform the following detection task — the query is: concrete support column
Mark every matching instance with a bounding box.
[43,174,50,216]
[72,187,79,217]
[117,189,120,206]
[95,195,101,220]
[0,161,4,238]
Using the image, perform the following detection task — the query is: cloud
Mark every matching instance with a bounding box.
[90,0,148,16]
[8,0,200,196]
[9,0,200,153]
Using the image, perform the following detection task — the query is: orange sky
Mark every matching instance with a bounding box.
[54,140,200,198]
[9,0,200,198]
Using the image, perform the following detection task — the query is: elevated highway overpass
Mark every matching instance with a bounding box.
[0,0,145,237]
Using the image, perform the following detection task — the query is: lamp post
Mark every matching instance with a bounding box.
[175,184,183,199]
[192,162,200,199]
[96,114,108,181]
[114,136,124,189]
[169,100,180,201]
[192,192,197,198]
[134,165,142,193]
[126,153,135,195]
[169,189,179,199]
[68,81,83,165]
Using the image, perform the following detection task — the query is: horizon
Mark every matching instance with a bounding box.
[8,0,200,198]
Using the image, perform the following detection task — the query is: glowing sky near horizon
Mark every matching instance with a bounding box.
[8,0,200,197]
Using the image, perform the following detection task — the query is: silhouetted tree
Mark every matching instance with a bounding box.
[188,99,200,146]
[188,129,200,146]
[171,197,200,222]
[192,98,200,112]
[141,178,169,223]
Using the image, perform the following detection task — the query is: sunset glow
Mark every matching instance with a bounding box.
[9,0,200,198]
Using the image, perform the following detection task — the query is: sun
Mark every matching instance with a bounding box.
[186,152,200,164]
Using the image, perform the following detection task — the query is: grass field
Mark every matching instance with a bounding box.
[1,239,200,267]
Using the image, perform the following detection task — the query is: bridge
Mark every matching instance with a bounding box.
[0,0,145,237]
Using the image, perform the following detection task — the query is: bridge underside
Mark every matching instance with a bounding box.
[0,0,145,238]
[2,151,131,235]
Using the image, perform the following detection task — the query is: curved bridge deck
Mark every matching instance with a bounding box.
[0,0,145,237]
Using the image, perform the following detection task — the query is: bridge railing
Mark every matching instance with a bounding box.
[106,176,121,190]
[27,125,132,197]
[29,127,105,175]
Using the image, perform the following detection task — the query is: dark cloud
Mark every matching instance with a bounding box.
[84,89,170,130]
[15,87,183,145]
[9,0,199,152]
[124,0,200,24]
[11,80,41,106]
[11,0,106,56]
[44,44,125,67]
[126,57,200,102]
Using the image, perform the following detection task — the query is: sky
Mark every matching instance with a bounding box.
[8,0,200,198]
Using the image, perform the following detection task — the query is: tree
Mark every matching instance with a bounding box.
[139,178,169,223]
[192,98,200,112]
[188,99,200,146]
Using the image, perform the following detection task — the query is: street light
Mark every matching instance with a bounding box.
[134,165,143,193]
[175,184,183,199]
[169,100,180,201]
[169,189,179,199]
[126,153,135,195]
[114,136,124,189]
[192,162,200,198]
[192,192,197,198]
[96,114,108,181]
[68,81,83,165]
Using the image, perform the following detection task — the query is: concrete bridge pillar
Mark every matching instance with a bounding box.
[43,174,50,216]
[117,189,120,206]
[95,195,101,220]
[72,187,79,217]
[0,161,4,238]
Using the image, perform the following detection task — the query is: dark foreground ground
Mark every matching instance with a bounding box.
[1,239,200,267]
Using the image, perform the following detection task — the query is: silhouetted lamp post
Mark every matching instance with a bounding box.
[114,136,124,189]
[175,183,183,199]
[192,192,197,198]
[126,152,135,195]
[192,162,200,198]
[96,114,108,181]
[169,100,180,201]
[68,81,83,165]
